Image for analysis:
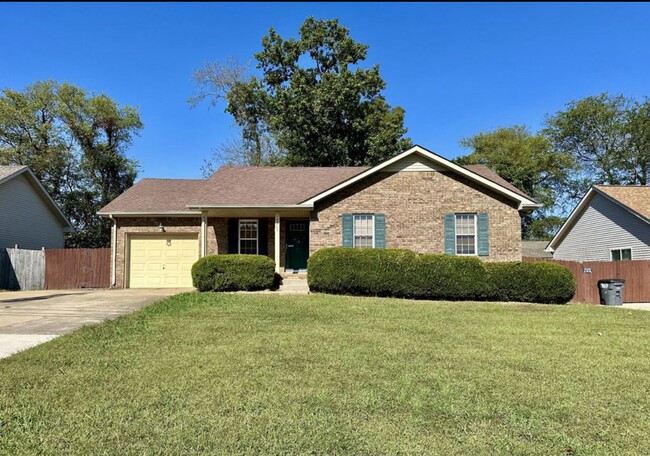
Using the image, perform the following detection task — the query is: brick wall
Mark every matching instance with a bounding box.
[310,171,523,262]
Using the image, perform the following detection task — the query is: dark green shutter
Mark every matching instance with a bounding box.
[342,213,353,247]
[444,213,456,255]
[477,213,489,256]
[258,219,268,256]
[228,219,238,254]
[374,214,386,248]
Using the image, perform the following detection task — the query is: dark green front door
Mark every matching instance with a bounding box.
[286,220,309,270]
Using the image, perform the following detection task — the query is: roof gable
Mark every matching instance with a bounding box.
[300,146,540,209]
[0,166,73,230]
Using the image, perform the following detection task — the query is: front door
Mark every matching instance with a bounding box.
[286,220,309,271]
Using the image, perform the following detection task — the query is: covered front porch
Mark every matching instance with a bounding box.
[197,207,312,273]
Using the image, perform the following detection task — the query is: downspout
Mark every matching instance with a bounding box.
[109,215,117,287]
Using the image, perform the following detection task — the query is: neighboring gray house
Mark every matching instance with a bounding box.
[547,185,650,262]
[0,166,73,249]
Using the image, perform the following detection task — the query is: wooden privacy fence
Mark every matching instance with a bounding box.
[523,257,650,304]
[44,248,110,289]
[0,248,45,290]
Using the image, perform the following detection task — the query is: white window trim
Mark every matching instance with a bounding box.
[353,214,375,249]
[238,219,259,255]
[610,247,633,261]
[455,213,478,256]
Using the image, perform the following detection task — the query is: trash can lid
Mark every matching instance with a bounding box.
[597,279,626,284]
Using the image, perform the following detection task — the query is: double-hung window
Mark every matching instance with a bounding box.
[353,214,374,248]
[455,214,477,255]
[611,248,632,261]
[238,220,258,254]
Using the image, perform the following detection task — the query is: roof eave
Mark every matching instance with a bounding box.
[518,202,544,211]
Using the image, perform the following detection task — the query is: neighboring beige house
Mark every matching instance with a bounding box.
[0,166,73,250]
[547,185,650,262]
[99,146,540,289]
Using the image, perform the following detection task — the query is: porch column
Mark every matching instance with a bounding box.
[274,213,280,273]
[201,211,208,257]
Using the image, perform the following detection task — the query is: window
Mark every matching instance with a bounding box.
[455,214,477,255]
[611,248,632,261]
[353,214,374,248]
[238,220,258,254]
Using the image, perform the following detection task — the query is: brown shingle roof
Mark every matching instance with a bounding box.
[99,178,208,213]
[461,164,536,201]
[193,166,369,206]
[0,165,27,182]
[99,162,534,214]
[98,167,369,213]
[595,185,650,220]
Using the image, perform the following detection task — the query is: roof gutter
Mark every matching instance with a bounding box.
[186,204,313,210]
[98,211,202,218]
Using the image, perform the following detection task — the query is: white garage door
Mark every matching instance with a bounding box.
[128,235,198,288]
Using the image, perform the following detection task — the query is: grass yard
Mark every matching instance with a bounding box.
[1,293,649,455]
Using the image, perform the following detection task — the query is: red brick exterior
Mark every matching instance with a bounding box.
[310,171,522,261]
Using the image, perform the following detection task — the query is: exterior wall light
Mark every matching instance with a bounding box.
[158,222,165,233]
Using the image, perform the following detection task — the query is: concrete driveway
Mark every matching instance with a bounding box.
[0,288,186,359]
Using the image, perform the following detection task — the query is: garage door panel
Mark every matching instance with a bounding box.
[128,235,198,289]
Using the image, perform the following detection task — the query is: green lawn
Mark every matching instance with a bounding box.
[1,294,649,455]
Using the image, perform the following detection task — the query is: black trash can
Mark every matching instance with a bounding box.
[598,279,625,306]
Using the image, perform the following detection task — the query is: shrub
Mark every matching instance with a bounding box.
[485,261,576,304]
[408,254,489,301]
[308,248,575,304]
[308,248,487,301]
[308,247,418,298]
[192,255,275,292]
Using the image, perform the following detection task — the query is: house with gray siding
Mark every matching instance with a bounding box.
[0,166,73,249]
[547,185,650,262]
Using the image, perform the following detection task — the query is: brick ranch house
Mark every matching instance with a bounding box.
[98,146,540,288]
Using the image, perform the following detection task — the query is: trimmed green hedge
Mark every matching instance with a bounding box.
[307,248,575,304]
[485,261,576,304]
[192,255,275,292]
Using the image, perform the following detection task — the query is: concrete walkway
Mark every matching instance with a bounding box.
[0,288,185,359]
[622,303,650,311]
[278,278,309,295]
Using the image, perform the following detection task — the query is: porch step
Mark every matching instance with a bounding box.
[278,278,310,295]
[280,272,308,280]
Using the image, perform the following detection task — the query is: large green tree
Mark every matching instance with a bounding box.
[0,81,142,247]
[455,126,575,239]
[544,93,650,201]
[0,81,73,201]
[192,17,411,167]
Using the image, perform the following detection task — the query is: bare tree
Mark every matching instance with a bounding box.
[188,58,249,109]
[190,58,285,170]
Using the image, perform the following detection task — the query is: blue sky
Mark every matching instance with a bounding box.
[2,2,650,179]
